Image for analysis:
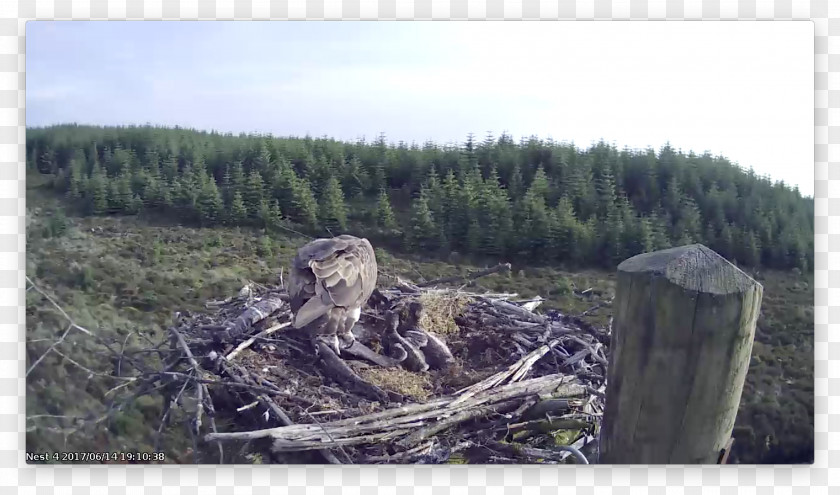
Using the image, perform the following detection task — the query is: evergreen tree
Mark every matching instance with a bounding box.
[406,189,439,252]
[375,188,397,230]
[343,156,368,199]
[245,169,265,218]
[86,162,109,215]
[291,178,320,229]
[161,155,179,183]
[229,191,247,224]
[595,166,618,219]
[508,162,524,200]
[197,178,224,225]
[230,160,246,196]
[318,176,349,231]
[67,157,87,200]
[552,197,579,262]
[528,165,550,203]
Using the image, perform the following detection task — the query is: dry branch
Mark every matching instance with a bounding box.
[415,263,512,288]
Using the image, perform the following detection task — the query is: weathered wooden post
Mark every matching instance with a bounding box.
[600,244,763,464]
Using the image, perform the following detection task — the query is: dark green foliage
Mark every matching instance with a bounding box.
[27,124,813,271]
[318,176,348,232]
[229,191,247,224]
[196,177,223,225]
[375,188,397,231]
[290,178,320,230]
[244,169,265,219]
[406,188,439,252]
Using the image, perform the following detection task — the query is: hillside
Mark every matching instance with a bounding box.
[26,178,812,464]
[26,124,813,272]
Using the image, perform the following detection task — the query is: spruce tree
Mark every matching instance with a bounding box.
[86,162,109,215]
[197,178,224,225]
[406,189,439,252]
[229,191,247,224]
[375,188,397,230]
[245,169,265,218]
[291,178,320,229]
[319,176,349,231]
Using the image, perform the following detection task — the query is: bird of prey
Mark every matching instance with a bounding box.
[287,235,394,366]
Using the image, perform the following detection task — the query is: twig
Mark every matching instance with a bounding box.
[154,372,192,452]
[225,322,291,361]
[451,339,560,407]
[51,349,138,382]
[303,410,352,464]
[416,263,512,288]
[237,401,260,413]
[214,356,342,465]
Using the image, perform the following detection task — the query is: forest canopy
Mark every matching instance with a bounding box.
[27,124,814,271]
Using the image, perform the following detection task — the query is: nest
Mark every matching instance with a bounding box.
[150,274,611,464]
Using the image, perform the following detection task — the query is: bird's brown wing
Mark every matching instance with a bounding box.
[287,236,376,329]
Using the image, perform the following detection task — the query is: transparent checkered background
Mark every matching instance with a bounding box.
[0,0,834,493]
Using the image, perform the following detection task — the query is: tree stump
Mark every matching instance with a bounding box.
[600,244,763,464]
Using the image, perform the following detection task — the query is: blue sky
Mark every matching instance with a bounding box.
[26,21,814,196]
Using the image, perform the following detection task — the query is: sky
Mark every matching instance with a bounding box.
[26,21,814,196]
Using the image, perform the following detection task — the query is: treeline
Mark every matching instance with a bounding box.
[27,124,814,271]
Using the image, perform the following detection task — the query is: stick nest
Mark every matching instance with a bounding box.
[142,273,612,465]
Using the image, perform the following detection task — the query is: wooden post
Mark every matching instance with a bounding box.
[600,244,763,464]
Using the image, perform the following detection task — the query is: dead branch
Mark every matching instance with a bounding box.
[416,263,512,288]
[225,322,291,361]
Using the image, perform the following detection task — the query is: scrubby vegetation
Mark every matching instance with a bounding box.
[25,124,813,464]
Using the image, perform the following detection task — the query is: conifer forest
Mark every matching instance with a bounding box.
[28,124,813,271]
[26,124,814,464]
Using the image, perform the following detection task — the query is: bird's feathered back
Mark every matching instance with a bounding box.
[287,235,378,330]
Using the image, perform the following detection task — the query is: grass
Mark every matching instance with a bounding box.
[24,176,813,464]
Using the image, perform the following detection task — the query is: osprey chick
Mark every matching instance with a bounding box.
[287,235,378,356]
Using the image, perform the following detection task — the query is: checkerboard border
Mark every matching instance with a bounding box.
[3,1,832,493]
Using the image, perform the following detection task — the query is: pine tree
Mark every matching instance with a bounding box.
[270,158,298,215]
[86,162,109,215]
[595,166,618,219]
[245,169,265,218]
[254,141,272,172]
[406,189,439,252]
[67,157,87,200]
[291,178,320,229]
[441,169,460,242]
[716,222,735,261]
[230,161,246,195]
[508,163,524,200]
[108,172,133,213]
[197,178,224,225]
[476,174,513,257]
[229,191,247,224]
[319,176,349,231]
[375,188,397,231]
[621,215,654,258]
[738,229,761,267]
[267,199,283,231]
[552,197,578,262]
[161,155,179,183]
[173,166,199,218]
[597,204,625,267]
[343,156,368,199]
[528,165,550,204]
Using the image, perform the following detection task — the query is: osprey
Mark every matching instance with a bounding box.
[287,235,381,359]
